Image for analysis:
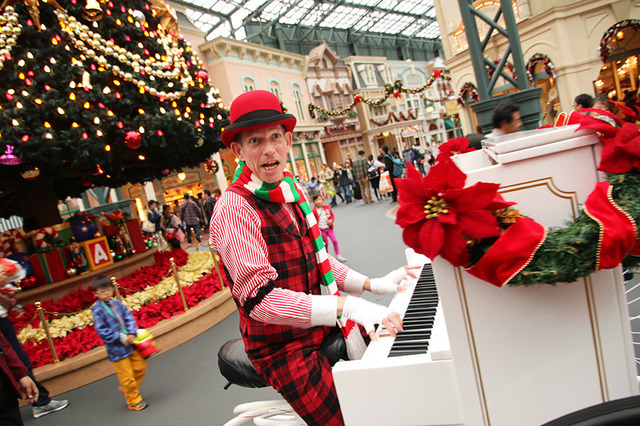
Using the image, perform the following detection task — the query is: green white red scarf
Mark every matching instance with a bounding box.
[234,161,365,358]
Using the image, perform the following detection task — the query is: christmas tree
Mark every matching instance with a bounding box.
[0,0,229,230]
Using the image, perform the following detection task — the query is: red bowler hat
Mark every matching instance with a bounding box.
[221,90,297,147]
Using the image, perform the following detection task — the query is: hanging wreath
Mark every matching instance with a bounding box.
[526,53,557,85]
[204,160,219,174]
[369,110,418,127]
[457,82,480,107]
[395,112,640,288]
[308,72,453,119]
[599,20,640,63]
[487,60,517,81]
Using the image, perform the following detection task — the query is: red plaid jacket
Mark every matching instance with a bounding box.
[225,183,331,368]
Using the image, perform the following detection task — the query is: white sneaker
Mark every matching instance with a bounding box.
[33,399,68,418]
[336,255,347,263]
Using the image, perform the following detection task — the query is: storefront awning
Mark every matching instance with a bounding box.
[444,118,455,129]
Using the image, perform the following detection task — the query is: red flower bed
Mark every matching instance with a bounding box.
[12,249,228,368]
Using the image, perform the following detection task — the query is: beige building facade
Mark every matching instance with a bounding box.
[435,0,640,133]
[199,37,326,185]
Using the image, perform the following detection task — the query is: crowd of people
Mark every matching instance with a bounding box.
[300,141,439,209]
[144,188,222,251]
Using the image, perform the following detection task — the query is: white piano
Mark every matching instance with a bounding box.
[333,126,638,425]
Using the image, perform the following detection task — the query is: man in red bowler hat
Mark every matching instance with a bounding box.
[211,90,418,425]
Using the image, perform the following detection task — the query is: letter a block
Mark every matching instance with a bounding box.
[80,236,114,271]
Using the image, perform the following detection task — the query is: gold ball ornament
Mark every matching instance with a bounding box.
[67,267,78,277]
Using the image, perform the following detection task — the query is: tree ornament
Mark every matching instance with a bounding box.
[196,70,208,83]
[131,10,146,22]
[20,166,39,180]
[82,0,104,21]
[66,267,77,277]
[204,160,218,174]
[0,145,21,165]
[124,131,142,149]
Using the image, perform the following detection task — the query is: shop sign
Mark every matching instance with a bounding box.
[161,171,201,189]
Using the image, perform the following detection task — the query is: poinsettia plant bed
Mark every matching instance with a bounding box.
[11,249,228,368]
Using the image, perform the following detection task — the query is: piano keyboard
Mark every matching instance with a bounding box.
[333,249,463,425]
[389,263,438,357]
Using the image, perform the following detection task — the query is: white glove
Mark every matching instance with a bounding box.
[341,295,389,334]
[369,267,407,295]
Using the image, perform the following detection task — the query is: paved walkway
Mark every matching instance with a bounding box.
[20,197,407,425]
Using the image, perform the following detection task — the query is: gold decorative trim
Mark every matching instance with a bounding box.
[499,177,579,219]
[455,267,490,425]
[583,274,609,401]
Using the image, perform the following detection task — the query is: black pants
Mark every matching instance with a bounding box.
[0,374,23,425]
[0,317,50,407]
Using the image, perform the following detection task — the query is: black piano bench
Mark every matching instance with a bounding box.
[218,328,347,390]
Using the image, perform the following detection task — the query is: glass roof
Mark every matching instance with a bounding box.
[172,0,439,42]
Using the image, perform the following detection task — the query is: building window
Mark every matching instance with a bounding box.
[366,65,376,86]
[305,142,322,178]
[292,85,305,120]
[292,144,308,181]
[269,80,282,99]
[242,76,256,92]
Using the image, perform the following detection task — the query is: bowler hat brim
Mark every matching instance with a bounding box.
[221,113,297,147]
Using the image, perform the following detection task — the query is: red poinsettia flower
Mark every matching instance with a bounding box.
[567,111,619,138]
[396,159,514,267]
[435,137,476,163]
[597,122,640,174]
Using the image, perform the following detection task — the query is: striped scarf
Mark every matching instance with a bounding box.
[234,162,366,359]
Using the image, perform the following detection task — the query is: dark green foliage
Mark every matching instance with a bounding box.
[507,170,640,286]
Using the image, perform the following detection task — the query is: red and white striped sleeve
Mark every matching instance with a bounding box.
[211,191,349,328]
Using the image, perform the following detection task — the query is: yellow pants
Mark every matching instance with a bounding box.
[112,350,148,407]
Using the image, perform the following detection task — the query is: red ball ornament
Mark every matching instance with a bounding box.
[124,131,142,149]
[197,70,209,83]
[21,275,38,289]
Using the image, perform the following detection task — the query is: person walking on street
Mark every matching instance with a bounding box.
[351,150,371,204]
[312,194,347,262]
[0,266,68,419]
[337,163,353,203]
[202,189,217,229]
[367,154,384,201]
[179,193,203,245]
[381,144,399,203]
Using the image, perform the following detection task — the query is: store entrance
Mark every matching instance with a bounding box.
[596,21,640,103]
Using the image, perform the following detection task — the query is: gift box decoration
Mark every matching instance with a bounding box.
[80,236,114,271]
[125,220,147,254]
[52,222,73,246]
[103,225,120,238]
[30,248,71,284]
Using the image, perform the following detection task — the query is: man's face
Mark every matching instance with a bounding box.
[504,111,523,134]
[573,101,582,111]
[231,125,292,183]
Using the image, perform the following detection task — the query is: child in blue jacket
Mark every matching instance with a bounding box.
[91,275,148,411]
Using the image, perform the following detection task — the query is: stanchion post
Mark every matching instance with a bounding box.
[191,228,199,252]
[209,243,225,288]
[110,276,122,301]
[35,301,60,364]
[169,257,189,311]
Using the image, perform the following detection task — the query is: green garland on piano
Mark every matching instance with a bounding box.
[467,170,640,286]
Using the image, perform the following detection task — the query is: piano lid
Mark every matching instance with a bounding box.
[481,125,600,165]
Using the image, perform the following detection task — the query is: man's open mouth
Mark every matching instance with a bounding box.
[263,161,279,171]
